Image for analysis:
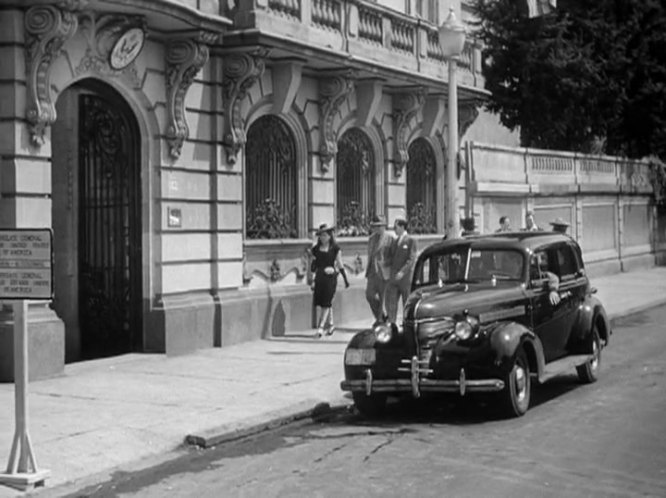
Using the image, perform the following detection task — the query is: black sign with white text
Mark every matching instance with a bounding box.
[0,229,53,300]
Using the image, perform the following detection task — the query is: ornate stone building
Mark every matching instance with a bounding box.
[3,1,658,381]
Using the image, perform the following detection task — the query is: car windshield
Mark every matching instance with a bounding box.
[413,247,525,288]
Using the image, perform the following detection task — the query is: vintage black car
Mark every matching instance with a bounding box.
[341,232,611,418]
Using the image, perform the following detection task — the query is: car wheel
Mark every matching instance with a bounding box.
[499,348,531,418]
[352,392,387,418]
[576,325,601,384]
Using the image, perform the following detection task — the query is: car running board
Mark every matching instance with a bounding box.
[538,354,594,383]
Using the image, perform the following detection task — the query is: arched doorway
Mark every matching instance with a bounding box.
[245,114,298,239]
[52,80,143,362]
[406,138,437,234]
[336,128,376,235]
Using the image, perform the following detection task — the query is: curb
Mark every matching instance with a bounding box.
[185,399,351,449]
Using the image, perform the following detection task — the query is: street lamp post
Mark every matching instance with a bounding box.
[439,7,467,238]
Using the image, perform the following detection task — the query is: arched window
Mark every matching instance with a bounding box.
[406,138,437,234]
[336,128,375,236]
[245,115,298,239]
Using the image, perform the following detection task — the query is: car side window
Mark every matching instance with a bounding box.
[554,244,578,282]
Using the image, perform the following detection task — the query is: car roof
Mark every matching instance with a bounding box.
[419,231,575,258]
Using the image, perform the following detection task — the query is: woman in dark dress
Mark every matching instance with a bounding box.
[311,223,349,337]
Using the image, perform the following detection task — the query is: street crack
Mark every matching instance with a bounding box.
[362,434,399,462]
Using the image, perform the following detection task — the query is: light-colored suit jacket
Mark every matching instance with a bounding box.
[366,231,393,280]
[390,233,417,283]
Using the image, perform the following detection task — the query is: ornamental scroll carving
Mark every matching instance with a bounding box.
[222,51,267,165]
[24,4,80,145]
[318,71,354,173]
[393,88,426,178]
[75,14,145,87]
[165,33,215,159]
[458,101,481,140]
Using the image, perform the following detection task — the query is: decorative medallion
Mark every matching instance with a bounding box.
[24,4,80,145]
[165,35,213,159]
[109,26,145,70]
[75,14,145,87]
[393,88,427,178]
[318,71,355,173]
[221,50,268,165]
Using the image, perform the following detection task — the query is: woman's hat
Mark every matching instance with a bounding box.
[370,215,387,227]
[316,223,335,235]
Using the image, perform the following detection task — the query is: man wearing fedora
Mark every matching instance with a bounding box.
[385,217,417,323]
[549,217,571,234]
[365,214,394,325]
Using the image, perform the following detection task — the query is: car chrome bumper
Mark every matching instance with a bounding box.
[341,356,505,398]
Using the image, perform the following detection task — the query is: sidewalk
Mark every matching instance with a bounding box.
[1,267,666,496]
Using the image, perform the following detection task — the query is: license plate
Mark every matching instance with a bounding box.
[345,348,376,365]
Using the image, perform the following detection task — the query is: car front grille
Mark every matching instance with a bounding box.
[404,317,456,370]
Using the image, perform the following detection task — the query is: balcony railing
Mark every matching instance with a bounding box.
[232,0,483,88]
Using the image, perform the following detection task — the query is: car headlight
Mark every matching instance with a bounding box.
[374,323,393,344]
[454,316,480,341]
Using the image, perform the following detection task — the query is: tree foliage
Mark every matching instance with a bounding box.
[471,0,666,159]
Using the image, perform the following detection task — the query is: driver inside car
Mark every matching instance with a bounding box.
[533,252,561,306]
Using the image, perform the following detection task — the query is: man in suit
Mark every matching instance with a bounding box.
[385,217,417,323]
[365,215,394,325]
[523,210,541,231]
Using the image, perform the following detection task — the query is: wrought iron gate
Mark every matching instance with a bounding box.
[78,92,142,359]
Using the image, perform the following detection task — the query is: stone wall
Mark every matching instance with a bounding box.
[466,141,663,276]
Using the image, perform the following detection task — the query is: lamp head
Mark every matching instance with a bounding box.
[438,7,467,58]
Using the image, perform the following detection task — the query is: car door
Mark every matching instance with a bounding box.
[529,248,571,362]
[553,242,588,350]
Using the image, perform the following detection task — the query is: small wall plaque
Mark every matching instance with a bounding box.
[167,207,182,228]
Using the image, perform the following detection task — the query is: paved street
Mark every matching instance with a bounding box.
[62,304,666,498]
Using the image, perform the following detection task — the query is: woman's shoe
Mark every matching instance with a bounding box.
[314,328,324,338]
[325,325,335,336]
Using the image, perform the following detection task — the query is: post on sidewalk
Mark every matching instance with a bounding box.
[0,229,53,491]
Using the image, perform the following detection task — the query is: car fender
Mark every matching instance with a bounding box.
[489,322,546,378]
[573,295,612,346]
[346,329,377,350]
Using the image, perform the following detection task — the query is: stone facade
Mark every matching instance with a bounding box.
[0,0,659,381]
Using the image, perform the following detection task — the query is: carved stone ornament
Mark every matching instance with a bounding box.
[75,14,145,87]
[393,88,427,178]
[458,101,481,140]
[24,4,80,145]
[222,51,267,165]
[318,71,354,173]
[165,36,213,159]
[269,259,282,282]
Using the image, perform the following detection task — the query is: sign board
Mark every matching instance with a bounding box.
[0,229,53,300]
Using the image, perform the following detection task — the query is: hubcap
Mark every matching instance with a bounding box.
[514,365,527,402]
[590,339,599,371]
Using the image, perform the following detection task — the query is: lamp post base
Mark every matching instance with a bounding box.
[0,469,50,492]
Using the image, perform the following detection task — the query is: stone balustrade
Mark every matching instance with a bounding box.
[467,141,655,194]
[232,0,482,88]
